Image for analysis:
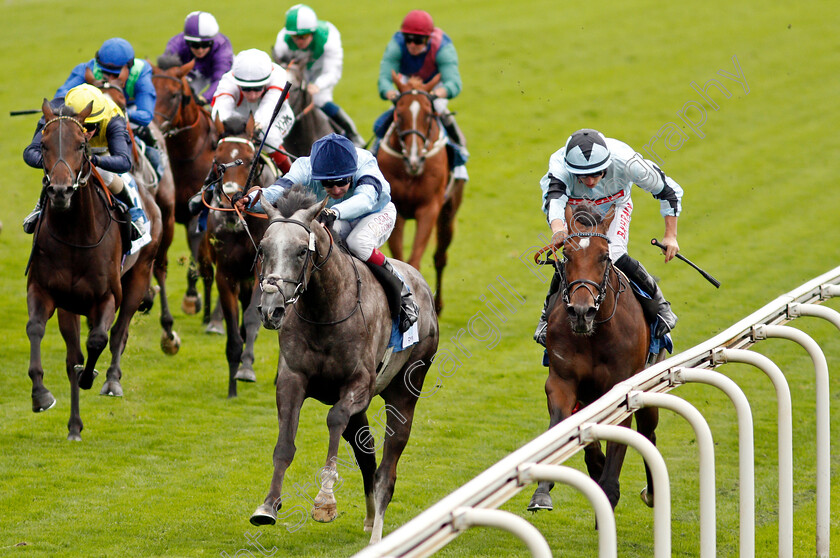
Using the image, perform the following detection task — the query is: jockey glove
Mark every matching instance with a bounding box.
[318,207,338,228]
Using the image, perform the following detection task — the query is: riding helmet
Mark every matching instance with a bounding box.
[184,11,219,42]
[95,38,135,74]
[64,84,109,124]
[285,4,318,35]
[400,10,434,36]
[310,134,357,180]
[563,129,612,174]
[232,49,273,88]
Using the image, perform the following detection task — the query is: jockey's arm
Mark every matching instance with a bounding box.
[435,43,462,99]
[377,39,402,100]
[93,117,132,174]
[313,26,343,92]
[660,215,679,262]
[205,39,234,103]
[126,65,156,127]
[330,177,382,221]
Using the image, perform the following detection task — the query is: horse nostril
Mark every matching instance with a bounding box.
[565,305,577,318]
[585,307,597,320]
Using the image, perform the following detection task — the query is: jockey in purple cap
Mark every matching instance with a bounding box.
[164,11,234,105]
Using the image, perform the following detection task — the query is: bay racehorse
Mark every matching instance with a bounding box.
[281,59,334,158]
[377,71,463,314]
[85,66,180,354]
[248,186,439,545]
[528,203,666,512]
[27,99,161,440]
[152,56,219,326]
[200,114,275,397]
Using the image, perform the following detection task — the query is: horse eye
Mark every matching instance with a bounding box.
[297,247,307,258]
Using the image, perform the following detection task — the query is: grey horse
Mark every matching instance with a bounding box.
[249,186,439,545]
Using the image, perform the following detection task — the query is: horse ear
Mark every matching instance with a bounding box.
[214,113,224,136]
[117,65,129,86]
[262,194,280,220]
[601,205,616,231]
[84,66,100,86]
[42,98,55,119]
[176,59,196,78]
[77,101,94,122]
[392,70,407,93]
[306,197,329,225]
[246,113,255,137]
[427,73,442,92]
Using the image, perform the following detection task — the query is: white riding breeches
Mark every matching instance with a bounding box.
[605,199,633,261]
[332,202,397,260]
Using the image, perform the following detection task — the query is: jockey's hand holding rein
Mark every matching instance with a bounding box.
[234,187,262,213]
[660,215,679,263]
[432,86,447,99]
[307,83,320,96]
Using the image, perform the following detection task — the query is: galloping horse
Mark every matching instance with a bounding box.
[152,56,219,324]
[248,187,439,545]
[27,99,161,440]
[528,203,664,512]
[281,59,334,158]
[85,66,180,354]
[377,72,463,313]
[201,114,275,397]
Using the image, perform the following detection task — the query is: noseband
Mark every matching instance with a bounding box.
[379,89,447,161]
[259,217,333,305]
[560,232,613,313]
[41,116,92,190]
[152,73,201,137]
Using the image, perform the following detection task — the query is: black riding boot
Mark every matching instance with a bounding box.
[366,258,419,333]
[614,254,677,338]
[534,270,562,347]
[439,112,469,158]
[22,199,43,234]
[114,187,144,241]
[329,108,366,148]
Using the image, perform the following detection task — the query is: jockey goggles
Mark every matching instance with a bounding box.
[240,85,265,93]
[187,39,213,49]
[403,33,429,45]
[321,177,351,189]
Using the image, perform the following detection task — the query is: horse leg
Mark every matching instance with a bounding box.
[80,297,117,392]
[181,219,202,315]
[528,373,578,512]
[312,383,372,524]
[635,406,659,507]
[387,215,406,262]
[57,310,84,441]
[234,281,260,384]
[340,412,378,533]
[406,202,442,270]
[26,288,57,412]
[367,351,432,545]
[433,178,465,314]
[217,276,242,398]
[598,415,634,509]
[250,365,307,525]
[155,221,180,355]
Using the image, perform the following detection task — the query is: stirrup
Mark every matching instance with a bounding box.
[533,319,548,347]
[398,294,419,333]
[23,209,41,234]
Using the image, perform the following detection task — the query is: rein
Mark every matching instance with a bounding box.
[152,73,212,158]
[41,116,93,190]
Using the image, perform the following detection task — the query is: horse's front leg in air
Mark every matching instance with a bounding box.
[312,386,372,524]
[57,310,84,440]
[250,367,307,526]
[26,288,57,413]
[528,373,578,512]
[81,296,117,392]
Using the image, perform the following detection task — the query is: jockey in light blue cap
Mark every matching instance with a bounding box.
[237,133,419,332]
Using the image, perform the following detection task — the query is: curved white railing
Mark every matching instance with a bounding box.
[352,265,840,558]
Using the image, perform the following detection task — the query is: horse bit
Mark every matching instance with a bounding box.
[259,217,332,305]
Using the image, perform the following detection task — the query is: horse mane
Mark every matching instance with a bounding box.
[157,53,183,70]
[271,184,318,218]
[405,76,424,89]
[569,202,614,233]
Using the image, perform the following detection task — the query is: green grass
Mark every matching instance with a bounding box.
[2,0,840,556]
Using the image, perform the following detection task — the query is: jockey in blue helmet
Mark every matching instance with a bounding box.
[236,133,419,332]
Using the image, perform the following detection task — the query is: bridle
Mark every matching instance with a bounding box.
[152,73,203,138]
[379,89,447,161]
[559,232,623,323]
[41,116,92,190]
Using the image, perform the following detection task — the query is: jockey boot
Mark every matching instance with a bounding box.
[439,112,469,159]
[112,176,146,242]
[614,254,677,338]
[534,269,562,347]
[145,144,165,180]
[365,250,419,333]
[268,150,292,175]
[22,199,43,234]
[329,107,367,148]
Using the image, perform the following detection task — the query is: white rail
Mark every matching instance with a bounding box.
[352,265,840,558]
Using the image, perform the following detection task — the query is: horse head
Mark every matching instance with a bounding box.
[151,56,196,134]
[390,71,442,176]
[85,65,129,113]
[40,98,93,210]
[561,203,616,334]
[257,187,329,329]
[210,113,260,228]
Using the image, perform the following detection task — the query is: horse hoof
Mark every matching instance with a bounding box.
[100,381,123,397]
[204,321,225,335]
[311,503,338,523]
[640,486,654,508]
[32,389,57,413]
[250,504,277,526]
[527,492,554,512]
[235,367,256,383]
[161,331,181,355]
[363,518,374,533]
[67,432,82,442]
[75,364,98,390]
[181,295,200,315]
